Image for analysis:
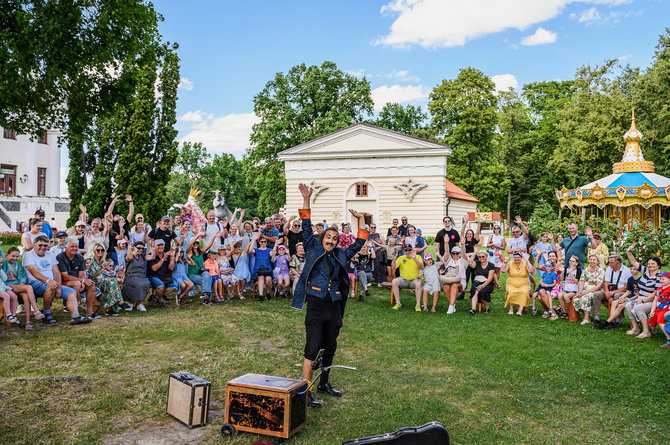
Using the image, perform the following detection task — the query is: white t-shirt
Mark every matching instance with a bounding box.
[604,265,632,291]
[507,235,527,252]
[203,222,223,251]
[23,250,58,282]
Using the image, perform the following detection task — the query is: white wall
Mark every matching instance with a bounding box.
[1,128,61,197]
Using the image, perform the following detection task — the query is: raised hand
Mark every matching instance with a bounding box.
[627,242,636,252]
[298,183,313,199]
[514,215,523,225]
[348,209,363,219]
[585,226,593,237]
[125,194,132,202]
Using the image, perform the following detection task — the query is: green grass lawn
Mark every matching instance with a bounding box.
[1,271,668,445]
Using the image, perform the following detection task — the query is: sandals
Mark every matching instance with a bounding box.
[42,313,57,324]
[25,321,33,331]
[6,314,20,325]
[468,309,476,315]
[34,311,45,320]
[532,307,537,316]
[626,329,640,335]
[549,313,559,321]
[238,295,246,300]
[542,311,551,319]
[431,307,436,313]
[560,313,569,319]
[636,332,652,339]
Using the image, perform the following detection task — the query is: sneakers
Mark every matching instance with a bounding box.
[392,303,402,310]
[6,314,20,325]
[365,289,370,296]
[16,304,24,314]
[415,305,421,312]
[202,300,213,306]
[468,309,476,315]
[532,307,537,316]
[358,295,364,302]
[89,312,102,319]
[136,304,147,312]
[447,305,456,314]
[119,302,132,311]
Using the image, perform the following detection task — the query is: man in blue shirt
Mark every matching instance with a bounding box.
[35,209,53,239]
[261,217,279,249]
[551,222,596,268]
[293,183,368,409]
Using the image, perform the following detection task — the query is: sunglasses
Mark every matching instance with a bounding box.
[451,252,460,255]
[259,240,267,243]
[293,225,300,228]
[36,243,48,248]
[96,249,105,252]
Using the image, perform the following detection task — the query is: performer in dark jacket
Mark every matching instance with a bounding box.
[292,183,368,408]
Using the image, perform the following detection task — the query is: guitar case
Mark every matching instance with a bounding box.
[341,421,450,445]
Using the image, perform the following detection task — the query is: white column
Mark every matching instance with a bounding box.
[46,132,61,196]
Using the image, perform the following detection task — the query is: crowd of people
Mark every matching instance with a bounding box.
[1,194,669,349]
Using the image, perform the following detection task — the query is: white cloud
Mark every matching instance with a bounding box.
[346,68,367,78]
[179,112,259,155]
[178,77,194,91]
[178,110,210,123]
[578,7,601,23]
[491,74,519,93]
[376,0,626,48]
[520,27,557,46]
[382,69,422,82]
[371,84,430,111]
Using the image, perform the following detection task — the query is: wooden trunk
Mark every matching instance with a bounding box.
[166,372,211,428]
[224,373,308,439]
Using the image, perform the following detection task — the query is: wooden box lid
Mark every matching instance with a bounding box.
[226,373,306,393]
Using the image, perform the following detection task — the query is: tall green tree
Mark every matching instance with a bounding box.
[429,68,509,211]
[551,61,629,190]
[0,1,163,225]
[372,103,427,134]
[628,28,670,176]
[109,45,180,224]
[248,61,373,215]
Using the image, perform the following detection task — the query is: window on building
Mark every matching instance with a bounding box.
[3,128,16,139]
[355,182,368,197]
[38,130,48,144]
[37,167,47,196]
[0,165,17,196]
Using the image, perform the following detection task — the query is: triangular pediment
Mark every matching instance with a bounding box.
[278,123,450,159]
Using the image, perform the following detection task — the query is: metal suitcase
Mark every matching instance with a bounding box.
[166,372,211,428]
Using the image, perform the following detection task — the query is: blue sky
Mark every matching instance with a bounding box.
[58,0,670,192]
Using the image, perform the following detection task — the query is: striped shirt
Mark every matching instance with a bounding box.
[636,264,660,298]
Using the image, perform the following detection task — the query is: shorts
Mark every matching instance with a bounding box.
[274,273,290,281]
[648,308,670,326]
[537,285,553,293]
[148,277,178,289]
[210,275,220,282]
[256,268,273,277]
[424,283,439,293]
[347,272,356,280]
[29,279,77,302]
[397,277,419,289]
[304,295,342,361]
[386,260,393,267]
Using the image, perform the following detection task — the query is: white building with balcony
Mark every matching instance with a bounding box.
[0,127,70,231]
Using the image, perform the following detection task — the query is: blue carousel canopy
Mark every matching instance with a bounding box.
[582,171,670,190]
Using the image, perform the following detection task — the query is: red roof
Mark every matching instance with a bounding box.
[445,179,479,202]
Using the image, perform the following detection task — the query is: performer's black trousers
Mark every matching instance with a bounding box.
[304,294,342,370]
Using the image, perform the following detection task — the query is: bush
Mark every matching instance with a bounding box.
[423,236,435,245]
[0,231,21,245]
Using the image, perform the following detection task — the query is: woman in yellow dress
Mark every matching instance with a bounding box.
[501,251,535,315]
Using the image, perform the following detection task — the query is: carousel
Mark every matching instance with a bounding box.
[556,111,670,229]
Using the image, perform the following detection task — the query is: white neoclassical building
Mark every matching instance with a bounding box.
[0,126,70,231]
[278,123,479,236]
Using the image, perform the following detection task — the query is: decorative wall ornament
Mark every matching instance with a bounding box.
[309,180,329,203]
[394,178,428,202]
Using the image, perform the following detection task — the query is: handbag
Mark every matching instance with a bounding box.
[439,264,461,284]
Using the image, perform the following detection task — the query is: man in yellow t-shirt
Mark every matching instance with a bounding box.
[391,246,424,311]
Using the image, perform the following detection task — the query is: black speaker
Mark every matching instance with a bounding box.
[342,421,450,445]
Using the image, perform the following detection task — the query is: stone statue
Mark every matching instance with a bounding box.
[212,190,231,220]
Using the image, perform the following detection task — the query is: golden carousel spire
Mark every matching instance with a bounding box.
[613,109,654,173]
